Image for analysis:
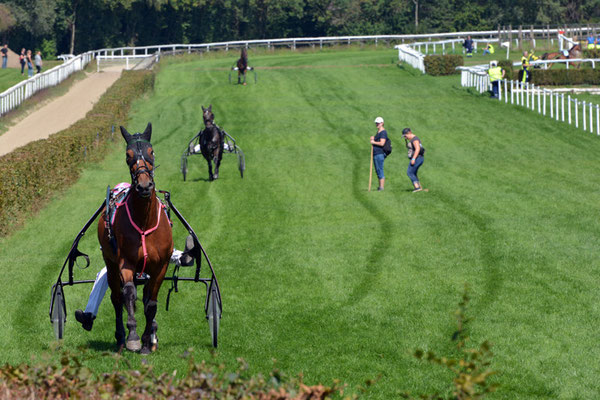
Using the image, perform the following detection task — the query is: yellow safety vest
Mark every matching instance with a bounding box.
[521,56,529,70]
[488,44,495,54]
[488,67,503,81]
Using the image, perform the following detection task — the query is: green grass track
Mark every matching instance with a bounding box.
[1,47,600,399]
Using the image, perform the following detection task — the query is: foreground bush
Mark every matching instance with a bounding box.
[0,351,343,400]
[521,68,600,86]
[424,55,463,76]
[0,70,155,237]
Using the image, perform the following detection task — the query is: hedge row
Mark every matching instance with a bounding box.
[0,70,155,237]
[424,55,464,76]
[583,49,600,58]
[528,68,600,85]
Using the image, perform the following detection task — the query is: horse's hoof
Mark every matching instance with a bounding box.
[126,339,141,352]
[140,346,152,355]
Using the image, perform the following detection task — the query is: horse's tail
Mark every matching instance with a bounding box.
[541,52,549,60]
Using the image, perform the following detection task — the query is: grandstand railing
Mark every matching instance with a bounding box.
[459,67,600,135]
[0,52,94,116]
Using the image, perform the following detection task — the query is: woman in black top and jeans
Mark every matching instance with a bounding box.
[402,128,424,192]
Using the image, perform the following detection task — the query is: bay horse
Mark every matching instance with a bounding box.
[199,104,224,181]
[237,48,248,85]
[541,44,582,68]
[97,122,173,354]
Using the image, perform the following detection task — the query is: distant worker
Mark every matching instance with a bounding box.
[463,36,474,57]
[587,34,596,49]
[483,43,495,55]
[488,61,505,99]
[520,51,535,83]
[370,117,388,191]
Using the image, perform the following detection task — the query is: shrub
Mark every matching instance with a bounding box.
[424,55,464,76]
[0,350,344,399]
[0,70,155,237]
[583,49,600,59]
[530,69,600,86]
[497,61,515,81]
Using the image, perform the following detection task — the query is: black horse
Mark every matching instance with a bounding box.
[199,105,224,180]
[237,48,248,85]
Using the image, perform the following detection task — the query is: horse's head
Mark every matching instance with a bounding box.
[202,104,214,127]
[120,123,155,198]
[241,48,248,62]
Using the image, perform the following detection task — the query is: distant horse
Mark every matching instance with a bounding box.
[199,105,224,180]
[98,123,173,354]
[236,48,248,85]
[541,44,583,69]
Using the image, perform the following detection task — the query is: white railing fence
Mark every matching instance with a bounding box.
[0,52,94,116]
[460,67,600,135]
[396,44,426,73]
[96,54,160,72]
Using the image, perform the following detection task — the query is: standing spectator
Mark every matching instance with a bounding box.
[19,48,26,75]
[26,50,34,77]
[463,36,474,57]
[34,51,42,74]
[402,128,425,192]
[370,116,388,191]
[487,60,505,99]
[1,44,8,69]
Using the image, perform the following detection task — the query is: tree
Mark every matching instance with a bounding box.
[0,3,17,43]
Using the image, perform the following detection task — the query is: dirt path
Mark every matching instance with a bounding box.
[0,66,125,157]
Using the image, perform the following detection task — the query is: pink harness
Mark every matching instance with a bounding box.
[116,193,163,278]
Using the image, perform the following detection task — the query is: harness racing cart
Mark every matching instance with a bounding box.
[229,65,257,84]
[49,188,223,347]
[180,127,245,181]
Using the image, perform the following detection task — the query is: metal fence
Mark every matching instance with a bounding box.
[460,67,600,135]
[0,52,94,116]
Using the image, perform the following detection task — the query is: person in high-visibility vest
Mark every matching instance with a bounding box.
[488,61,505,99]
[587,34,596,49]
[483,43,495,55]
[521,51,532,83]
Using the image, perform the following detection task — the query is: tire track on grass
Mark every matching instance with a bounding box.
[295,69,393,306]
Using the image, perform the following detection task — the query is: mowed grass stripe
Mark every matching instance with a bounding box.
[1,48,600,398]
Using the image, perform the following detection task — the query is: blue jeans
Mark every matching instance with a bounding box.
[407,156,424,184]
[27,63,33,77]
[373,153,385,179]
[1,57,6,69]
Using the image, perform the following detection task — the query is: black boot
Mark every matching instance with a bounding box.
[75,309,95,331]
[178,235,196,266]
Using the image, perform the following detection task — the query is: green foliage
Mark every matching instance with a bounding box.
[423,54,463,75]
[497,60,514,80]
[583,48,600,58]
[0,70,155,237]
[40,38,57,59]
[0,349,344,399]
[403,285,497,400]
[0,3,17,33]
[530,68,600,85]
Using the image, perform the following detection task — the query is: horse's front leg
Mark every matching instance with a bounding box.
[109,279,126,351]
[123,280,141,351]
[213,148,223,180]
[207,158,214,181]
[141,266,167,354]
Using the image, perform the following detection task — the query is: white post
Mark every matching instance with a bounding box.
[561,94,565,122]
[504,79,508,103]
[597,105,599,135]
[530,84,535,110]
[568,95,572,124]
[590,103,594,133]
[555,93,559,121]
[526,82,530,108]
[537,87,541,113]
[583,101,586,131]
[543,89,546,115]
[511,80,514,104]
[550,90,553,118]
[575,100,579,128]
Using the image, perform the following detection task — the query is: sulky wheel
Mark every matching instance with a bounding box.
[207,285,221,348]
[181,156,188,181]
[51,285,66,340]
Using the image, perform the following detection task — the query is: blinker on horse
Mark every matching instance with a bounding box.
[98,122,174,354]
